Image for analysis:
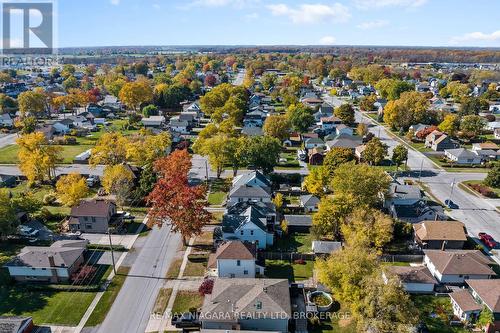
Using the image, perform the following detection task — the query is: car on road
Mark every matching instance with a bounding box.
[171,312,199,328]
[18,225,39,238]
[478,232,496,248]
[444,199,459,209]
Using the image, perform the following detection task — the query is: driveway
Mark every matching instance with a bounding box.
[80,233,138,250]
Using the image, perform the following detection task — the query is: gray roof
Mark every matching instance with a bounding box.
[445,148,478,159]
[241,126,263,137]
[312,241,342,254]
[229,185,271,199]
[300,194,319,207]
[5,241,86,268]
[222,206,269,233]
[388,183,422,200]
[326,134,362,150]
[283,215,312,227]
[226,201,276,216]
[0,316,33,333]
[201,278,291,320]
[232,171,271,190]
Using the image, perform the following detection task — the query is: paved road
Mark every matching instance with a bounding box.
[323,94,500,258]
[97,224,181,333]
[0,164,104,176]
[0,133,17,149]
[233,69,245,86]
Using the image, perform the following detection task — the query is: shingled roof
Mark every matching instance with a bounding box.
[424,250,495,276]
[414,221,467,242]
[466,279,500,313]
[215,241,257,260]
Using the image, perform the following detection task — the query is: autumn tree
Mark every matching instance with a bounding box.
[438,114,460,137]
[224,136,249,177]
[273,193,284,212]
[331,163,390,208]
[245,136,281,174]
[286,103,315,133]
[323,147,355,176]
[342,208,393,253]
[0,189,17,239]
[56,173,89,207]
[147,150,211,244]
[459,115,485,140]
[90,132,129,166]
[459,96,482,116]
[302,166,329,197]
[375,79,414,101]
[119,78,153,111]
[334,104,355,125]
[392,144,408,170]
[200,83,248,124]
[311,194,354,240]
[126,132,171,167]
[102,164,135,205]
[18,90,46,118]
[17,132,62,185]
[363,137,388,166]
[359,94,377,111]
[356,122,369,137]
[383,91,431,130]
[263,114,291,141]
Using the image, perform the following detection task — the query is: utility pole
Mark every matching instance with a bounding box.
[108,230,116,274]
[205,159,209,185]
[418,158,424,181]
[450,178,456,201]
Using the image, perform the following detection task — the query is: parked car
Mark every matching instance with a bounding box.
[117,211,134,220]
[18,225,39,238]
[171,312,199,328]
[444,199,459,209]
[478,232,496,248]
[86,175,100,187]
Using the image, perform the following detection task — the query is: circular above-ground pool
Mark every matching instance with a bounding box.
[308,291,334,312]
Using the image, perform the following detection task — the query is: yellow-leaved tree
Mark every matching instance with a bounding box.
[17,132,62,186]
[102,165,135,205]
[90,132,129,167]
[118,77,153,111]
[55,173,89,207]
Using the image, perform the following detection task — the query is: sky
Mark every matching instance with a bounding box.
[51,0,500,47]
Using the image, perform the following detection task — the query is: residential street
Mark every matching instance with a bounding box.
[0,164,104,176]
[96,224,181,333]
[323,94,500,260]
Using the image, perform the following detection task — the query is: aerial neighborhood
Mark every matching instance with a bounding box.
[0,36,500,333]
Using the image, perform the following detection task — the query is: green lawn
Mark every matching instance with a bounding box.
[270,232,313,253]
[265,259,314,281]
[0,144,93,164]
[85,267,130,327]
[153,288,172,315]
[171,291,204,314]
[207,178,231,206]
[0,145,19,164]
[412,295,469,333]
[183,254,208,277]
[208,192,226,205]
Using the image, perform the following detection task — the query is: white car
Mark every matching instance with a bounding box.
[18,225,39,238]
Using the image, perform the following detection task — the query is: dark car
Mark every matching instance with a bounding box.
[444,199,459,209]
[478,232,496,248]
[171,312,199,328]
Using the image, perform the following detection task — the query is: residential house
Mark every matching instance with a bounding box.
[383,266,437,294]
[301,97,323,109]
[409,123,431,134]
[319,116,341,133]
[101,95,122,110]
[241,126,263,137]
[486,122,500,131]
[472,142,499,152]
[225,201,276,226]
[208,241,264,278]
[384,183,423,209]
[335,124,353,136]
[304,137,325,150]
[169,118,189,134]
[68,199,119,233]
[243,109,266,128]
[142,115,165,128]
[489,104,500,114]
[200,278,291,332]
[308,147,324,165]
[415,82,431,93]
[0,174,16,187]
[227,171,272,206]
[52,120,71,134]
[413,221,467,250]
[425,131,459,151]
[0,316,34,333]
[299,194,319,212]
[450,279,500,329]
[35,125,55,140]
[0,113,14,127]
[390,202,446,224]
[221,206,274,249]
[445,148,482,165]
[86,104,105,117]
[312,241,342,256]
[283,215,312,233]
[325,134,363,152]
[424,250,495,284]
[314,103,334,121]
[4,240,88,283]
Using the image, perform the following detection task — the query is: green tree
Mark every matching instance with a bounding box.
[142,104,158,117]
[459,115,485,140]
[342,207,393,252]
[459,96,482,116]
[477,307,494,329]
[484,165,500,189]
[331,163,390,208]
[363,137,388,166]
[334,104,355,125]
[17,90,46,117]
[224,136,249,177]
[245,136,281,174]
[286,103,314,133]
[375,79,414,101]
[263,114,291,141]
[323,147,355,176]
[0,189,17,239]
[392,145,408,170]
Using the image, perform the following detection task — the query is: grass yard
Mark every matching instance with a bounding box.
[152,288,172,315]
[271,232,313,253]
[207,178,231,206]
[0,144,19,164]
[412,295,469,333]
[166,258,183,279]
[183,254,209,277]
[0,144,93,164]
[265,259,314,281]
[85,266,130,327]
[209,211,223,225]
[208,192,226,205]
[171,291,204,314]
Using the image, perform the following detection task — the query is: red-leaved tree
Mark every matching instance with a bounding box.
[147,149,212,244]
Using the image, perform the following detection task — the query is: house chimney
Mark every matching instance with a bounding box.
[48,255,56,267]
[48,255,58,282]
[441,240,447,251]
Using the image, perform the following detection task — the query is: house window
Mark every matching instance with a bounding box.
[250,230,254,236]
[240,230,244,235]
[256,301,262,310]
[244,270,248,275]
[237,260,241,266]
[230,274,235,278]
[86,224,93,229]
[91,217,96,222]
[83,217,88,222]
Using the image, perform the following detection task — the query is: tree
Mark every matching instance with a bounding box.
[342,208,393,252]
[286,103,315,133]
[359,94,376,111]
[312,194,354,240]
[0,189,17,240]
[102,165,135,205]
[245,136,281,174]
[263,115,291,141]
[90,132,129,166]
[119,79,153,111]
[440,81,470,100]
[204,74,217,87]
[302,166,330,197]
[199,134,228,178]
[484,165,500,189]
[56,173,89,207]
[375,79,414,101]
[477,307,494,329]
[224,136,248,177]
[459,115,485,140]
[323,148,355,176]
[200,83,248,124]
[383,91,431,130]
[147,150,211,244]
[392,145,408,170]
[17,132,62,185]
[438,114,460,137]
[459,96,482,116]
[126,132,171,167]
[356,122,369,137]
[357,271,417,333]
[18,90,46,117]
[331,163,390,208]
[261,72,278,91]
[273,193,284,212]
[142,104,158,117]
[63,76,79,90]
[315,246,378,306]
[334,104,355,125]
[363,137,388,166]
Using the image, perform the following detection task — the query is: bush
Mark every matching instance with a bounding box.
[43,193,57,205]
[71,265,97,284]
[293,259,306,265]
[198,278,214,295]
[469,183,498,198]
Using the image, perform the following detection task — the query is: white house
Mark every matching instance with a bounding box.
[383,266,436,294]
[169,118,189,134]
[209,241,264,278]
[489,104,500,114]
[227,171,272,206]
[221,206,274,249]
[52,121,71,134]
[304,137,325,150]
[450,279,500,325]
[299,194,319,212]
[424,250,495,284]
[335,124,353,136]
[102,95,122,109]
[444,148,482,165]
[142,115,166,128]
[450,289,482,322]
[0,113,14,127]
